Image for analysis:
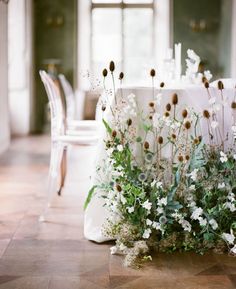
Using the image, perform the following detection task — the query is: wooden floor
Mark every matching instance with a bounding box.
[0,136,235,289]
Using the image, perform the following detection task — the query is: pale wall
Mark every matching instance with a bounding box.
[0,3,10,154]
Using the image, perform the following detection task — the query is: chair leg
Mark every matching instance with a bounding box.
[57,147,67,196]
[39,142,64,222]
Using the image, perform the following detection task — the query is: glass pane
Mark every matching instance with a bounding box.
[92,8,122,76]
[124,8,153,83]
[92,0,121,3]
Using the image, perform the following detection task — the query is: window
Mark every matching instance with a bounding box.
[91,0,155,84]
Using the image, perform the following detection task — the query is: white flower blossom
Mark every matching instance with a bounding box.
[209,219,218,230]
[142,200,152,211]
[146,219,152,226]
[156,207,164,214]
[199,217,207,227]
[218,182,225,189]
[152,222,161,230]
[117,145,124,152]
[157,197,167,206]
[225,202,236,212]
[222,232,235,245]
[220,151,228,163]
[188,169,199,181]
[180,220,192,232]
[127,206,134,213]
[189,185,196,191]
[143,228,152,239]
[191,207,203,220]
[107,148,114,156]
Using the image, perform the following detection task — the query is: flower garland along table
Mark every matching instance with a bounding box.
[84,67,236,267]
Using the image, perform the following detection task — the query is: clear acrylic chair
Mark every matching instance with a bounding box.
[58,74,100,131]
[39,70,100,221]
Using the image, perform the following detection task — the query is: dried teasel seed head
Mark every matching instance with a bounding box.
[112,130,117,138]
[149,115,153,120]
[202,76,207,83]
[193,138,199,144]
[109,61,115,72]
[164,111,170,117]
[231,102,236,109]
[172,133,176,139]
[182,109,188,118]
[185,155,190,161]
[149,101,155,108]
[158,136,163,144]
[102,68,108,77]
[218,80,224,90]
[203,110,210,119]
[150,69,156,77]
[198,135,202,142]
[102,105,106,111]
[116,184,122,192]
[127,118,132,126]
[178,155,184,162]
[144,141,150,150]
[166,103,171,111]
[160,82,165,88]
[172,93,178,105]
[119,72,124,80]
[184,121,191,130]
[204,81,209,89]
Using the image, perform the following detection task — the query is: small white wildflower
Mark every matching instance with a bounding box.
[156,207,164,214]
[142,200,152,211]
[158,197,167,206]
[181,220,192,232]
[222,232,235,245]
[189,185,196,191]
[191,207,203,220]
[188,169,199,181]
[225,202,236,212]
[117,144,124,152]
[220,151,228,163]
[199,217,207,227]
[146,219,152,226]
[152,222,161,230]
[143,228,152,239]
[218,182,225,189]
[127,206,134,213]
[106,148,114,156]
[209,219,218,230]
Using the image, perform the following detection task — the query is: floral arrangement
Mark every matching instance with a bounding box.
[85,61,236,267]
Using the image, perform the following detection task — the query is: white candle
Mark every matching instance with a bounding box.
[175,43,182,80]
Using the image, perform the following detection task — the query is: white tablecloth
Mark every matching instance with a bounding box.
[84,83,236,242]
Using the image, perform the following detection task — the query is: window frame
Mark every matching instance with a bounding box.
[90,0,156,76]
